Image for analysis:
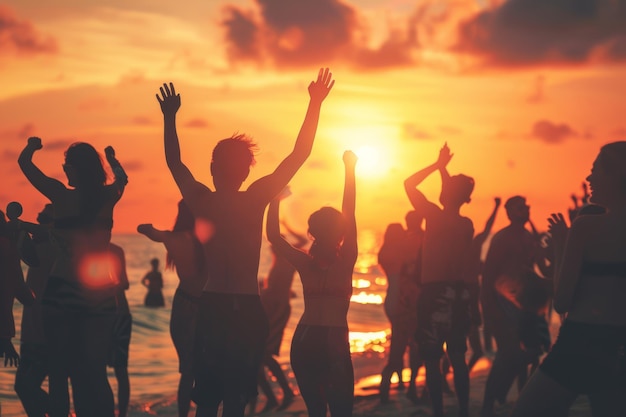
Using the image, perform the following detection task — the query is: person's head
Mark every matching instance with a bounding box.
[405,210,424,232]
[37,204,54,226]
[505,196,530,225]
[150,257,159,269]
[63,142,107,189]
[307,207,345,261]
[5,201,22,221]
[210,134,258,191]
[439,174,474,209]
[383,223,405,246]
[587,141,626,208]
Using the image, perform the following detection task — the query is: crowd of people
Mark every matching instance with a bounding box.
[1,66,626,417]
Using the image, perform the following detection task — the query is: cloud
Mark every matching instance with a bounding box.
[530,119,578,144]
[0,6,57,56]
[130,116,154,126]
[221,0,420,70]
[456,0,626,67]
[184,118,210,128]
[403,123,433,140]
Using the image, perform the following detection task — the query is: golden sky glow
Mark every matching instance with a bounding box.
[2,0,626,236]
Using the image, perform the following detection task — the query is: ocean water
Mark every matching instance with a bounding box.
[0,230,392,416]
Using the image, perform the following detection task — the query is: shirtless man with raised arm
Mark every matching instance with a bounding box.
[155,68,334,417]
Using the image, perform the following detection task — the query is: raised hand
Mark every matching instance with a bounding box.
[436,142,453,168]
[343,150,357,168]
[105,146,115,159]
[308,68,335,103]
[547,213,568,245]
[495,197,502,207]
[156,82,181,116]
[27,136,43,150]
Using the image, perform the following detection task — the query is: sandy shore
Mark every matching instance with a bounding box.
[124,353,592,417]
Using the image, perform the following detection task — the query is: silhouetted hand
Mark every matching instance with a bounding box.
[436,142,453,168]
[547,213,568,246]
[156,82,181,116]
[137,224,153,235]
[494,197,502,207]
[27,136,43,150]
[343,150,357,168]
[308,68,335,103]
[1,339,19,367]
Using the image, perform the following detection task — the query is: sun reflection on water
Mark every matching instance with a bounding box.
[349,330,388,353]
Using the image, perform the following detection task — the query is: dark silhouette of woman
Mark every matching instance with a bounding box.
[142,258,165,307]
[137,199,207,417]
[267,151,358,417]
[18,137,127,417]
[512,142,626,417]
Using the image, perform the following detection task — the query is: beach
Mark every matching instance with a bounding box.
[1,232,591,417]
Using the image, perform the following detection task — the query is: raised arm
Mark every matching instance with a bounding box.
[250,68,334,199]
[475,197,501,243]
[137,224,169,243]
[341,150,358,260]
[404,144,450,216]
[548,212,582,314]
[104,146,128,196]
[267,194,309,267]
[156,83,204,201]
[18,137,66,201]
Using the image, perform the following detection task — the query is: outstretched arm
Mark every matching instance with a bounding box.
[341,151,358,261]
[404,144,450,216]
[475,197,501,243]
[250,68,334,199]
[18,137,66,201]
[156,83,205,202]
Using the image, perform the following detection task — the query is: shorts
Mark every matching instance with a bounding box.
[108,312,132,368]
[192,292,269,406]
[415,281,472,360]
[170,288,199,373]
[540,320,626,394]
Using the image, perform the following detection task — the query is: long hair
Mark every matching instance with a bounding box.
[166,200,205,273]
[64,142,108,218]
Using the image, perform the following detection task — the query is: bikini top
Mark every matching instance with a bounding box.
[580,260,626,278]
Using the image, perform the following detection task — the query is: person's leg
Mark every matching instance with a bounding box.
[467,324,484,371]
[448,352,469,417]
[510,369,576,417]
[257,364,278,412]
[114,366,130,417]
[326,328,354,417]
[291,326,328,417]
[177,371,194,417]
[70,312,115,417]
[14,343,49,417]
[42,307,72,417]
[265,356,295,409]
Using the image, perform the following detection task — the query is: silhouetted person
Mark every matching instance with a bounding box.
[137,199,207,417]
[512,142,626,417]
[402,210,426,403]
[255,203,303,413]
[18,137,127,417]
[267,151,357,417]
[142,258,165,307]
[404,143,475,417]
[481,196,548,417]
[155,68,334,417]
[14,204,67,417]
[108,243,132,417]
[378,222,414,402]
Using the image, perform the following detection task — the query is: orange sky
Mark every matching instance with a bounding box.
[2,0,626,236]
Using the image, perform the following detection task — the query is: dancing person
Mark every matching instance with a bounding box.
[404,143,475,417]
[14,204,65,417]
[402,210,426,403]
[378,222,413,402]
[108,243,132,417]
[142,258,165,307]
[156,68,334,417]
[480,196,549,417]
[267,150,358,417]
[255,205,304,413]
[18,137,127,417]
[512,142,626,417]
[137,199,207,417]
